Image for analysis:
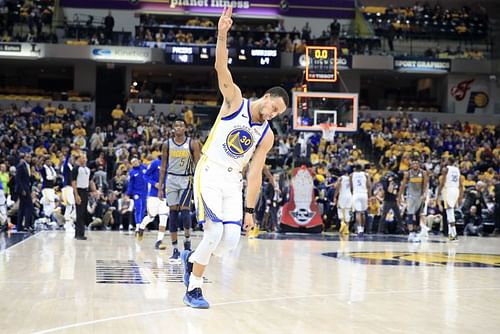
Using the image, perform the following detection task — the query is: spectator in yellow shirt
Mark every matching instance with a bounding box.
[183,106,194,126]
[50,122,63,133]
[55,104,67,118]
[45,102,56,116]
[360,121,373,132]
[399,153,410,171]
[72,121,87,137]
[41,121,51,133]
[111,104,124,122]
[35,145,48,157]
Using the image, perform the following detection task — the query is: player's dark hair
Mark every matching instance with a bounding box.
[265,86,290,108]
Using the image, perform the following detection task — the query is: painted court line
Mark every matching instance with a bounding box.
[34,286,500,333]
[0,231,42,254]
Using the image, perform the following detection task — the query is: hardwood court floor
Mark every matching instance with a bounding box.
[1,230,499,334]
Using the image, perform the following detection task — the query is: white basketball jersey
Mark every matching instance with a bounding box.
[203,98,270,172]
[339,175,352,199]
[445,166,460,189]
[352,171,368,194]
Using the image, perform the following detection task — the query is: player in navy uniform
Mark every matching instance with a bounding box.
[158,120,200,262]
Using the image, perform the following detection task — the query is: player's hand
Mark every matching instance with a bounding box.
[158,189,164,201]
[75,194,81,205]
[243,212,255,234]
[218,6,233,34]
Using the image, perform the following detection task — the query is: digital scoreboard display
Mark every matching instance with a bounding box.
[305,46,338,82]
[161,44,280,68]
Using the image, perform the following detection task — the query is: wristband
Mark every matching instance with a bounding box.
[244,207,255,214]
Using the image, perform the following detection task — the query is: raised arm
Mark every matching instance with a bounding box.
[215,6,242,117]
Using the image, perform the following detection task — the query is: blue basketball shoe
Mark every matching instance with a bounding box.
[184,287,209,309]
[181,250,193,288]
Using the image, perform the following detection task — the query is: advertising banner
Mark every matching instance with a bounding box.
[293,52,351,69]
[62,0,355,19]
[448,74,499,114]
[280,166,323,233]
[0,43,45,59]
[394,57,451,72]
[90,46,151,63]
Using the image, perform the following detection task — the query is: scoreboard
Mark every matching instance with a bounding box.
[305,46,337,82]
[157,44,280,68]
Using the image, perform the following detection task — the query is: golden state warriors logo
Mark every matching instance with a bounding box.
[323,252,500,268]
[223,127,254,158]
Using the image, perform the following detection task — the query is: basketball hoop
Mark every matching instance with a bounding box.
[319,123,336,142]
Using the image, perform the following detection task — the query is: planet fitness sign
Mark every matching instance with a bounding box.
[61,0,355,19]
[169,0,250,8]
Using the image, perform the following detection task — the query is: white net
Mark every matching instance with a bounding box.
[320,124,336,142]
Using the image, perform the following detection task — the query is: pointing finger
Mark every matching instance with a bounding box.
[226,5,233,17]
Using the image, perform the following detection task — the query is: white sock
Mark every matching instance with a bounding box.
[448,224,457,237]
[188,273,203,292]
[157,231,164,242]
[451,226,457,237]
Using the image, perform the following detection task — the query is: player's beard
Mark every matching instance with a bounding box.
[258,107,266,122]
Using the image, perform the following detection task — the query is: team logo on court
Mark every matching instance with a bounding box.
[223,127,254,158]
[323,251,500,268]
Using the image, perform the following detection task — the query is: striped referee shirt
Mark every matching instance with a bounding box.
[72,165,91,190]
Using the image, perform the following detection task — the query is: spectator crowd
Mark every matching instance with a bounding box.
[0,97,498,238]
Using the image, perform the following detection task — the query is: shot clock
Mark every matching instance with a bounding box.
[305,46,338,82]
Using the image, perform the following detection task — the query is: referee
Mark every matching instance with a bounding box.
[72,152,97,240]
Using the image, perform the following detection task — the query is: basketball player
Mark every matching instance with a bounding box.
[350,164,371,237]
[127,158,148,231]
[61,147,76,227]
[398,157,429,241]
[136,155,169,250]
[436,157,464,241]
[333,168,352,235]
[158,119,200,262]
[181,6,289,309]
